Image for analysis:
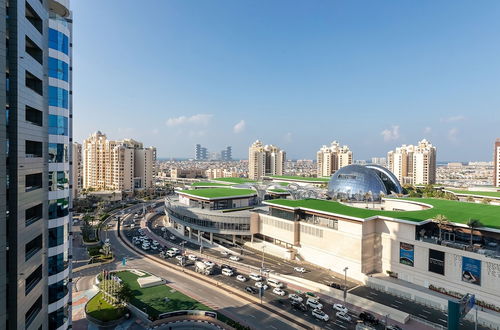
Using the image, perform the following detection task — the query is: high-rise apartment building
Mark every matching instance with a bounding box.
[0,1,73,329]
[316,141,353,177]
[221,146,232,161]
[83,132,156,192]
[494,138,500,188]
[387,139,436,185]
[195,144,208,161]
[72,142,82,198]
[248,140,286,180]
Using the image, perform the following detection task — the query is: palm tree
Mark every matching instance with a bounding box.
[466,219,482,247]
[432,214,449,241]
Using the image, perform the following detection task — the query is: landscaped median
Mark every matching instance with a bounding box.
[85,291,128,325]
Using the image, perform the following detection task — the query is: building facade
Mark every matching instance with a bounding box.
[82,132,156,192]
[72,142,82,198]
[316,141,353,177]
[248,140,286,180]
[387,139,436,185]
[195,144,208,161]
[221,146,232,161]
[494,138,500,188]
[1,0,73,329]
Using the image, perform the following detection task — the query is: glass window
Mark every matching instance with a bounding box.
[48,198,69,219]
[48,57,69,82]
[48,143,68,163]
[49,225,66,248]
[48,115,68,136]
[48,279,69,304]
[48,86,69,109]
[48,28,69,55]
[49,171,69,191]
[48,252,68,276]
[48,305,69,329]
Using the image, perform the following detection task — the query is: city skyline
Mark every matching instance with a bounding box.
[72,1,500,161]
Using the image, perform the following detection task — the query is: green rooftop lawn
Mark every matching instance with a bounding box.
[191,182,229,187]
[116,271,211,318]
[86,291,127,322]
[269,175,330,182]
[266,198,500,229]
[178,188,256,199]
[448,190,500,198]
[212,177,256,184]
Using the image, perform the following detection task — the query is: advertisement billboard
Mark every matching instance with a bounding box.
[428,249,445,275]
[462,257,481,286]
[399,242,414,267]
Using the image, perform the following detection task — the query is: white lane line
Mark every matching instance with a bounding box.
[439,318,447,323]
[269,326,277,329]
[369,292,378,295]
[418,314,428,319]
[248,314,256,318]
[395,300,403,303]
[391,304,399,308]
[334,322,346,329]
[422,310,431,314]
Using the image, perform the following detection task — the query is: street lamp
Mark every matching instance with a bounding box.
[260,245,266,275]
[343,267,348,303]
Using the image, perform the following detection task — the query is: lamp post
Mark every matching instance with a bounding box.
[261,245,266,276]
[343,267,348,303]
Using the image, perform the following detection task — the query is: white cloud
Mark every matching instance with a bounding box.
[441,115,465,123]
[381,125,400,142]
[166,114,213,127]
[284,132,293,143]
[448,128,459,142]
[423,126,432,134]
[233,120,246,134]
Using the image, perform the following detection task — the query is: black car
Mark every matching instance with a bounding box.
[329,282,343,290]
[291,300,307,312]
[221,264,233,270]
[359,312,379,325]
[245,286,258,294]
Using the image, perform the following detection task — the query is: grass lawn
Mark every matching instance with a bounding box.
[212,177,256,184]
[86,292,126,322]
[268,189,289,193]
[448,189,500,198]
[116,271,211,319]
[265,198,500,229]
[191,182,230,187]
[177,188,256,199]
[269,175,330,182]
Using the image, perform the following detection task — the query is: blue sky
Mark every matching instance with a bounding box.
[72,0,500,161]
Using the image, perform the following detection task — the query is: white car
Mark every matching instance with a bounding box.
[294,267,306,273]
[222,268,234,276]
[152,240,159,246]
[161,227,167,232]
[336,312,352,322]
[333,304,348,314]
[267,279,283,288]
[169,235,176,240]
[203,260,215,267]
[151,245,158,250]
[220,251,229,256]
[229,255,240,261]
[141,244,150,250]
[187,254,197,261]
[312,309,329,321]
[249,273,262,281]
[288,294,303,303]
[175,255,184,262]
[272,288,286,296]
[306,298,323,310]
[104,238,110,244]
[170,247,180,253]
[236,275,247,282]
[255,282,268,290]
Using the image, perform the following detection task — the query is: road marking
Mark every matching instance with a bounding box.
[422,310,431,314]
[325,326,333,330]
[394,300,403,304]
[248,314,256,318]
[418,314,428,319]
[390,304,399,308]
[369,292,378,295]
[334,322,346,329]
[439,318,447,323]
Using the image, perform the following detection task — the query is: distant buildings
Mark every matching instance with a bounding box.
[83,131,156,192]
[371,157,387,167]
[316,141,353,177]
[195,144,208,161]
[221,146,232,161]
[248,140,286,180]
[494,138,500,187]
[387,139,437,185]
[195,144,232,161]
[206,168,239,179]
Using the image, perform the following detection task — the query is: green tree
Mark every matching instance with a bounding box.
[433,214,450,241]
[466,196,474,203]
[482,198,492,205]
[466,219,482,247]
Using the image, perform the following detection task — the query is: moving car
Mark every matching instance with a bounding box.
[187,254,197,261]
[169,235,176,240]
[245,286,258,294]
[255,282,268,290]
[229,255,240,261]
[306,298,323,310]
[272,288,286,296]
[175,255,184,262]
[222,268,234,276]
[333,303,348,313]
[288,294,303,303]
[336,312,352,322]
[359,312,379,325]
[294,267,306,273]
[236,275,247,282]
[267,279,283,288]
[386,326,403,330]
[220,251,229,256]
[291,301,307,311]
[203,260,215,267]
[312,309,329,321]
[221,264,232,270]
[249,273,262,281]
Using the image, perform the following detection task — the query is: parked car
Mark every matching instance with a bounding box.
[312,309,329,321]
[336,312,352,322]
[245,286,258,294]
[329,282,344,290]
[386,326,403,330]
[255,282,268,290]
[294,267,306,273]
[306,298,323,310]
[152,240,159,246]
[236,275,247,282]
[359,312,379,325]
[272,288,286,296]
[141,244,150,250]
[249,273,262,281]
[151,245,158,250]
[288,294,303,303]
[333,303,348,313]
[291,300,307,311]
[169,235,176,240]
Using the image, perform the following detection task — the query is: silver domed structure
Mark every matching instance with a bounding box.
[327,164,403,201]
